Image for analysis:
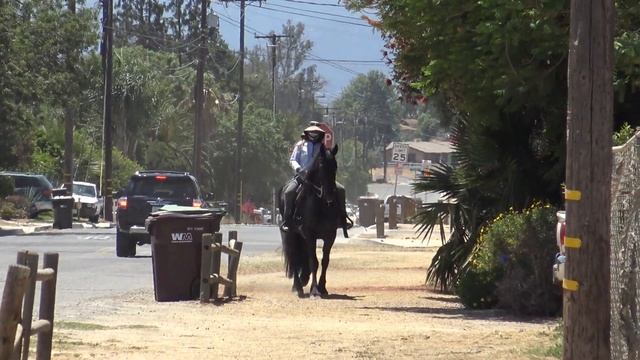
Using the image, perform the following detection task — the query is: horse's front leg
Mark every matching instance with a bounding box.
[306,238,321,298]
[291,269,304,298]
[318,238,334,296]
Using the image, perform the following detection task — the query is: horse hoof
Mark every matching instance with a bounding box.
[310,287,322,298]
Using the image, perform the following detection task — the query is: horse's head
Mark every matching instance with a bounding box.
[308,144,339,205]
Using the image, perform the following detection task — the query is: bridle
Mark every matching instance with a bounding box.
[301,149,336,204]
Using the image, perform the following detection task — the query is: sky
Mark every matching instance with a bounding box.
[212,0,390,105]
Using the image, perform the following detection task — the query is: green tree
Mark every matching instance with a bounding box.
[0,0,96,170]
[336,139,370,202]
[204,105,290,205]
[332,70,398,168]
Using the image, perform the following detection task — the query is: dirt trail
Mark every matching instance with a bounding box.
[52,244,558,359]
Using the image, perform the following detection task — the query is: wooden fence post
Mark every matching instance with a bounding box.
[388,198,398,230]
[200,234,214,303]
[0,265,31,360]
[224,240,243,298]
[16,251,39,360]
[36,253,58,360]
[376,203,385,238]
[211,233,223,299]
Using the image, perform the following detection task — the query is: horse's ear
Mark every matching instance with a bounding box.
[331,144,339,156]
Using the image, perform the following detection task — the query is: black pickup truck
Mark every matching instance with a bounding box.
[115,171,206,257]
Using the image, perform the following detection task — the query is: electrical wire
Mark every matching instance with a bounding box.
[306,53,361,75]
[247,4,370,27]
[269,0,345,7]
[218,9,269,36]
[305,58,384,63]
[264,2,363,21]
[218,6,365,76]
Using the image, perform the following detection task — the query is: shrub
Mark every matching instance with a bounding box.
[4,195,28,219]
[455,204,562,315]
[0,175,14,198]
[613,122,636,146]
[0,201,19,220]
[455,267,499,309]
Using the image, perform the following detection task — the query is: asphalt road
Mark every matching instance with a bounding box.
[0,224,283,314]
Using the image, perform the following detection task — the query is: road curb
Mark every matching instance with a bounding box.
[0,222,117,236]
[0,224,53,236]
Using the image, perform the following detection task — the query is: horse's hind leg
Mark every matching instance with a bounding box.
[318,238,335,296]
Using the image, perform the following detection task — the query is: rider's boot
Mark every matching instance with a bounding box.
[280,194,296,232]
[280,208,293,232]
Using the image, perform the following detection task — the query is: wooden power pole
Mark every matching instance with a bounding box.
[193,0,208,180]
[255,33,290,121]
[102,0,114,222]
[563,0,614,358]
[222,0,261,223]
[63,0,76,194]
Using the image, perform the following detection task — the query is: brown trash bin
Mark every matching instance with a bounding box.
[146,209,225,302]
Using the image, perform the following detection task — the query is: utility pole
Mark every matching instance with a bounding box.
[255,33,290,121]
[222,0,262,223]
[235,0,245,224]
[563,0,614,359]
[102,0,114,222]
[193,0,208,180]
[63,0,76,194]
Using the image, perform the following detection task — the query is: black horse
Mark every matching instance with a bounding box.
[278,144,343,298]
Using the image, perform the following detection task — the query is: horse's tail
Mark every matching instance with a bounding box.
[282,231,308,280]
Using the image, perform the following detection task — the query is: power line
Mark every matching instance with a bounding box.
[219,9,269,36]
[270,0,345,7]
[265,2,363,20]
[247,4,370,27]
[305,58,384,64]
[306,52,361,75]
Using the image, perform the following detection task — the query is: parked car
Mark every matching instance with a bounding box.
[71,181,102,223]
[0,172,53,218]
[553,210,566,284]
[115,170,206,257]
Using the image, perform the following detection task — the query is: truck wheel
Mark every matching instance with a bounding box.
[116,230,136,257]
[89,215,99,223]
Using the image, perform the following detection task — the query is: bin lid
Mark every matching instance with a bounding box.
[145,206,226,233]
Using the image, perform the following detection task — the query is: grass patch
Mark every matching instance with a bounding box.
[35,211,53,221]
[525,322,562,359]
[56,321,109,331]
[116,324,158,330]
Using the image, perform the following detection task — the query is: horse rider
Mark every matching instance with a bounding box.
[281,124,350,233]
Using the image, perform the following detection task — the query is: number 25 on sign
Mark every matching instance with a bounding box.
[392,143,408,163]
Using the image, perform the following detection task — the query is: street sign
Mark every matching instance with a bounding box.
[391,142,409,163]
[317,122,334,149]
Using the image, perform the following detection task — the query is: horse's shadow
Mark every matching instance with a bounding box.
[324,293,361,301]
[297,293,362,300]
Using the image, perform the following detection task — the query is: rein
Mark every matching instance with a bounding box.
[299,147,334,203]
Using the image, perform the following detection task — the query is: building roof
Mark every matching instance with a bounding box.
[385,140,453,154]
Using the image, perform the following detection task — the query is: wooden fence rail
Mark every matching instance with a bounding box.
[0,252,59,360]
[200,231,243,303]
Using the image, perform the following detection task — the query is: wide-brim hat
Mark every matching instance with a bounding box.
[304,125,325,133]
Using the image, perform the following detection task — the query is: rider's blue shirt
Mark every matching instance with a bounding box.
[290,140,320,172]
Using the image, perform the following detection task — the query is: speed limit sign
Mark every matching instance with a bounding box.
[391,143,409,163]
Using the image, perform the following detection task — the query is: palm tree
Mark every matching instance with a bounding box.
[414,112,563,291]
